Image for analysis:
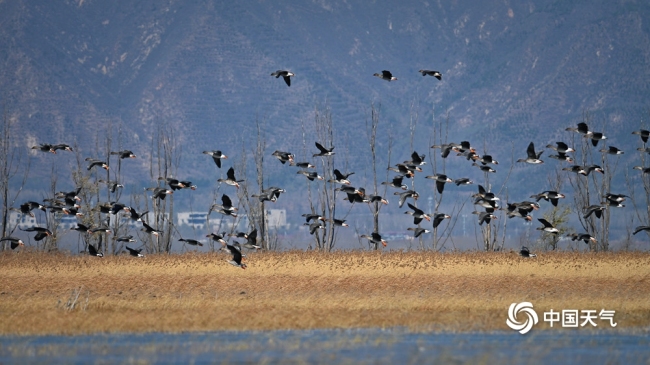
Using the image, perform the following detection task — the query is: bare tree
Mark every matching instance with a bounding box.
[428,111,460,251]
[237,119,271,250]
[312,106,338,251]
[0,108,31,249]
[253,120,269,249]
[365,103,387,245]
[71,143,101,254]
[565,112,611,251]
[627,118,650,242]
[142,124,181,254]
[537,170,571,251]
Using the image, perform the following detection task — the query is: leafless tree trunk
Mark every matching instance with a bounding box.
[365,103,386,243]
[43,165,60,252]
[0,108,30,249]
[142,124,180,254]
[313,106,337,251]
[254,121,269,249]
[71,143,101,254]
[474,144,514,252]
[566,112,611,251]
[539,169,571,251]
[626,118,650,242]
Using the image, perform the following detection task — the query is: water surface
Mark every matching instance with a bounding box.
[1,328,648,364]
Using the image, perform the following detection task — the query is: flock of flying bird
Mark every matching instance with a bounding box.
[1,144,259,268]
[2,69,650,265]
[266,67,650,256]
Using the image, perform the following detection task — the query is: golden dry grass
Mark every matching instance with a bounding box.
[1,250,649,335]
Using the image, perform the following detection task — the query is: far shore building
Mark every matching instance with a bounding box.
[8,211,40,230]
[176,209,288,231]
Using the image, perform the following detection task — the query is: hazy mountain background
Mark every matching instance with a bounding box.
[2,0,650,247]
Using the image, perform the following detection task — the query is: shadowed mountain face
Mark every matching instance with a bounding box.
[1,0,650,185]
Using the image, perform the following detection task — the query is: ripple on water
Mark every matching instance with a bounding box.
[0,328,649,364]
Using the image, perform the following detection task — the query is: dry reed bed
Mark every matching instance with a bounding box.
[1,251,649,335]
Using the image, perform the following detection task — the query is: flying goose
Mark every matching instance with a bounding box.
[302,213,326,222]
[565,122,592,136]
[567,233,597,244]
[405,151,426,166]
[454,178,474,186]
[88,226,111,234]
[293,161,315,169]
[0,237,25,250]
[221,241,247,268]
[418,70,442,80]
[313,142,335,157]
[146,187,174,200]
[203,150,227,168]
[360,232,387,247]
[394,190,419,208]
[633,166,650,174]
[32,143,56,153]
[546,142,575,154]
[381,176,407,190]
[405,203,431,224]
[472,211,497,225]
[329,169,354,185]
[126,207,148,222]
[110,150,136,159]
[206,233,227,244]
[271,70,294,87]
[87,242,103,257]
[11,201,46,217]
[366,194,389,205]
[71,223,90,233]
[52,144,73,152]
[21,226,52,241]
[210,194,237,214]
[179,238,204,247]
[141,222,162,236]
[517,142,544,164]
[519,246,537,258]
[125,246,144,257]
[472,154,499,165]
[599,146,623,155]
[425,174,453,194]
[473,185,499,202]
[85,158,109,170]
[373,70,397,81]
[633,226,650,235]
[297,170,324,181]
[117,235,136,242]
[272,150,294,164]
[305,221,325,235]
[586,131,607,147]
[632,129,650,143]
[530,191,565,206]
[584,205,606,219]
[603,193,629,203]
[548,151,574,163]
[239,229,261,250]
[407,227,430,237]
[472,163,496,173]
[218,167,244,188]
[536,218,559,234]
[328,218,349,227]
[98,180,124,193]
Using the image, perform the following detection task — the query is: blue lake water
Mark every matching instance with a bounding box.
[0,328,648,364]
